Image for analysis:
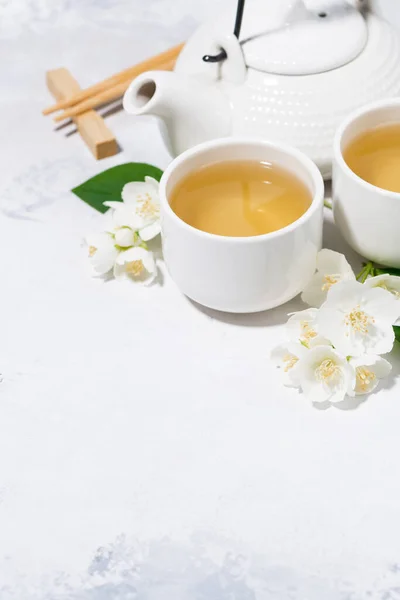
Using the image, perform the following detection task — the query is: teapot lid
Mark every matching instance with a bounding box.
[230,0,367,75]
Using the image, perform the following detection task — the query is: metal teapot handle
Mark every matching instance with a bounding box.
[203,0,246,62]
[201,0,364,63]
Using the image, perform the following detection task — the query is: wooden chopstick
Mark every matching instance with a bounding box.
[53,59,175,122]
[43,42,184,116]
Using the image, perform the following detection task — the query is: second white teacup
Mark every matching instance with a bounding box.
[333,99,400,268]
[159,138,324,313]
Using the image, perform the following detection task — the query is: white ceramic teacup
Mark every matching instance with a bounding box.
[159,138,324,313]
[333,99,400,268]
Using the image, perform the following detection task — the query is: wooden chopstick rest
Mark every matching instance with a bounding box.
[46,68,118,160]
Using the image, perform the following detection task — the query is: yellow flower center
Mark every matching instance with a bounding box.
[88,245,97,257]
[283,354,298,372]
[344,305,375,335]
[376,281,400,299]
[300,321,318,347]
[322,274,341,291]
[315,359,340,382]
[356,367,376,392]
[126,260,145,277]
[137,193,159,219]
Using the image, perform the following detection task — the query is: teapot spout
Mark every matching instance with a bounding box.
[123,71,231,156]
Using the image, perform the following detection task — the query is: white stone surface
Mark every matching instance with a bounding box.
[1,2,400,599]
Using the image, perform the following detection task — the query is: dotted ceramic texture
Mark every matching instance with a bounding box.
[177,14,400,177]
[228,16,400,177]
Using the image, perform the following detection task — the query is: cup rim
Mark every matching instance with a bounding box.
[334,98,400,199]
[159,138,324,244]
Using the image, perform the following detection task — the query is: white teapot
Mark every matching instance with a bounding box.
[123,0,400,177]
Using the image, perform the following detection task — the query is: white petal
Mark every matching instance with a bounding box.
[317,281,398,357]
[317,249,354,277]
[86,232,118,275]
[92,255,118,275]
[303,381,334,403]
[121,181,160,228]
[113,261,126,281]
[122,180,149,197]
[116,246,139,265]
[301,273,331,308]
[286,310,331,349]
[102,210,115,233]
[297,346,354,404]
[144,176,160,192]
[103,201,123,210]
[143,271,157,286]
[323,280,364,309]
[271,343,307,387]
[303,376,349,404]
[360,321,395,356]
[117,246,147,264]
[114,246,157,285]
[113,205,142,230]
[317,306,346,349]
[308,335,333,348]
[139,222,161,242]
[317,316,354,357]
[301,251,355,308]
[329,382,355,403]
[270,345,287,366]
[362,286,400,326]
[287,308,319,323]
[350,355,391,395]
[142,250,156,274]
[364,274,400,300]
[114,227,135,248]
[121,181,156,206]
[286,308,319,344]
[371,356,392,379]
[351,354,391,375]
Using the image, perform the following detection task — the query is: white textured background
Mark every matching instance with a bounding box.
[2,1,400,599]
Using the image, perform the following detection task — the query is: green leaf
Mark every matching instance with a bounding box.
[394,326,400,344]
[71,163,163,213]
[375,267,400,277]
